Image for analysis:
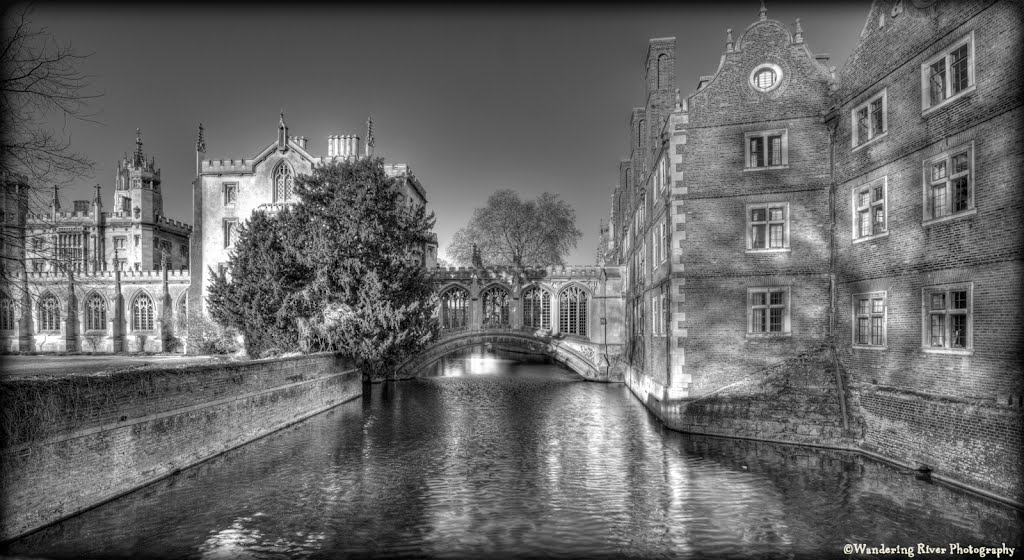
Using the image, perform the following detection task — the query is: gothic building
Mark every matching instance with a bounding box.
[0,132,192,353]
[610,0,1022,501]
[188,115,439,322]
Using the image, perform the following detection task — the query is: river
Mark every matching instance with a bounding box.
[5,347,1022,558]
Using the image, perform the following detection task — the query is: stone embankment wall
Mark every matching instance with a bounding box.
[0,353,361,541]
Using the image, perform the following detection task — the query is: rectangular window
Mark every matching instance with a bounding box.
[924,144,973,223]
[134,235,140,247]
[659,220,667,263]
[114,237,126,250]
[853,177,887,241]
[223,182,238,205]
[223,219,238,248]
[852,90,887,147]
[748,287,790,335]
[746,203,790,251]
[121,197,131,213]
[922,33,974,112]
[179,244,188,258]
[744,130,788,169]
[853,292,886,347]
[923,284,972,352]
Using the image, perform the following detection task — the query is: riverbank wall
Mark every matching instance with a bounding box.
[625,346,1024,507]
[0,352,361,541]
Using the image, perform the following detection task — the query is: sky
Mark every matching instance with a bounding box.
[25,1,869,266]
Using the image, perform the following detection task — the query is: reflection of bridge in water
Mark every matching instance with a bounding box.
[399,266,626,381]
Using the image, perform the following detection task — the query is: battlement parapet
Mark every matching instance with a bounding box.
[25,269,191,282]
[157,216,192,231]
[201,159,250,173]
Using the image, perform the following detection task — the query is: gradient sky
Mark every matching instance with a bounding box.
[26,1,868,265]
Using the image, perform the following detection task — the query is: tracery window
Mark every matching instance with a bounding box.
[177,294,188,331]
[0,292,15,331]
[440,286,468,330]
[521,286,551,330]
[38,293,60,332]
[558,285,589,337]
[273,163,294,202]
[481,286,510,328]
[132,293,154,331]
[86,293,107,331]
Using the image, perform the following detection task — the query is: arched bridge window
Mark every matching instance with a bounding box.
[85,293,106,331]
[273,162,293,202]
[440,286,468,330]
[481,286,510,328]
[558,286,589,337]
[521,286,550,330]
[132,293,155,331]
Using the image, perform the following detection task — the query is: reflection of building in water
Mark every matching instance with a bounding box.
[0,131,191,353]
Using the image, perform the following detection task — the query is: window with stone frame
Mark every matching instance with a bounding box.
[746,203,790,251]
[114,236,126,250]
[132,293,155,331]
[744,130,788,169]
[923,284,972,352]
[481,286,511,328]
[748,287,790,335]
[223,182,238,205]
[853,177,887,242]
[85,293,107,331]
[924,143,973,223]
[521,286,551,330]
[558,285,589,337]
[38,293,60,332]
[853,292,886,348]
[223,219,238,248]
[0,292,15,330]
[852,90,887,148]
[439,286,469,330]
[922,33,974,112]
[273,162,294,202]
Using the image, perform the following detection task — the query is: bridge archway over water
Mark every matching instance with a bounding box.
[399,266,628,382]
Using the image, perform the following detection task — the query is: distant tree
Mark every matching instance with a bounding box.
[447,190,581,268]
[207,158,438,380]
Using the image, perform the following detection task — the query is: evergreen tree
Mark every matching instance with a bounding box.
[207,158,438,380]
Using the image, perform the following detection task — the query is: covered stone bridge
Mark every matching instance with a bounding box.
[397,265,626,382]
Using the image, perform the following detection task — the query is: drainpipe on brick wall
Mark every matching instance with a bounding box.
[826,116,850,433]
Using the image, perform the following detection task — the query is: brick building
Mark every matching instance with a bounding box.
[611,0,1023,501]
[0,133,191,353]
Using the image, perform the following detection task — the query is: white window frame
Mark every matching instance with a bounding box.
[852,292,887,349]
[749,63,783,93]
[921,283,972,354]
[921,32,975,114]
[852,89,887,149]
[745,202,790,252]
[746,286,791,336]
[744,129,789,170]
[922,142,975,225]
[852,177,888,243]
[659,219,668,264]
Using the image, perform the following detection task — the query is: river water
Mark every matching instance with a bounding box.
[5,347,1022,559]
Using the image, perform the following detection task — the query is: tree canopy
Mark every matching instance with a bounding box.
[207,158,438,380]
[447,190,581,268]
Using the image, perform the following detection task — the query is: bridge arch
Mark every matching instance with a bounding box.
[398,330,612,382]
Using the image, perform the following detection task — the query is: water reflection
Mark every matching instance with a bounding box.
[4,346,1021,559]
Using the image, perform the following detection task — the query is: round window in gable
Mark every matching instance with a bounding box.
[750,63,783,93]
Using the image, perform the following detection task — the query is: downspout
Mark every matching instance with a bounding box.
[826,114,850,433]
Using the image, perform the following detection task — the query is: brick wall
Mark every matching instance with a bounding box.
[0,353,361,541]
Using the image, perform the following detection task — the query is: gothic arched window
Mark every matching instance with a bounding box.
[132,293,154,331]
[558,285,589,337]
[521,286,550,330]
[38,293,60,332]
[273,162,294,202]
[481,286,510,328]
[440,286,468,330]
[0,292,15,331]
[85,293,106,331]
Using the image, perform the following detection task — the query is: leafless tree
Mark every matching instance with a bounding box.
[447,190,582,268]
[1,4,100,301]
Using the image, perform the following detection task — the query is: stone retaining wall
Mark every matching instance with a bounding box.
[0,353,361,541]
